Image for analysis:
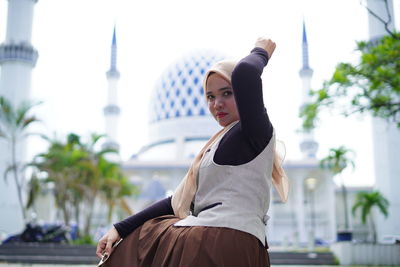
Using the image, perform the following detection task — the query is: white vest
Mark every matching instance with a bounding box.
[174,129,275,246]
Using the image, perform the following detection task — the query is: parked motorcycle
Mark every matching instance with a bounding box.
[2,222,70,243]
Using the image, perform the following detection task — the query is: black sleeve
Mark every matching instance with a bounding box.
[231,47,273,150]
[113,196,173,238]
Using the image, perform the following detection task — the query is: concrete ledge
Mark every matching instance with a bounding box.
[331,242,400,265]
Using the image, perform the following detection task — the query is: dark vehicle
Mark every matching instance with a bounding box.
[2,222,69,244]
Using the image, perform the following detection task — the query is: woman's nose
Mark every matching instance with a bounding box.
[214,98,223,109]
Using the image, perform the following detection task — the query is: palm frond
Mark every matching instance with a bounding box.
[352,202,362,216]
[352,190,390,224]
[3,164,15,183]
[26,175,41,209]
[15,100,42,124]
[119,198,134,215]
[90,133,106,146]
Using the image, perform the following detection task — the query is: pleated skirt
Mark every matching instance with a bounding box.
[101,215,270,267]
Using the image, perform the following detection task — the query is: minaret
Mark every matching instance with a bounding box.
[103,26,121,151]
[0,0,39,233]
[0,0,39,105]
[366,0,399,242]
[299,21,319,158]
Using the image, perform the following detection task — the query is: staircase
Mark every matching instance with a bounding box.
[269,251,337,265]
[0,243,337,265]
[0,243,98,264]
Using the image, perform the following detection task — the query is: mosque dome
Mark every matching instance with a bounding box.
[138,50,227,160]
[149,50,226,123]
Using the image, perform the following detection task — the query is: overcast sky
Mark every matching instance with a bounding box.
[1,0,399,186]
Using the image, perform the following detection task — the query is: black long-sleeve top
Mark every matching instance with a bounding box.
[114,48,273,238]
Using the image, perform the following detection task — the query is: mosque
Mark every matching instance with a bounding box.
[1,0,398,248]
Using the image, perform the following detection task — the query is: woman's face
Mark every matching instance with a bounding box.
[206,73,239,127]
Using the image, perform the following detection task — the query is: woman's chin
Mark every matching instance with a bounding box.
[217,119,231,127]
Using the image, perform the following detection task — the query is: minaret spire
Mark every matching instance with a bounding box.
[110,26,118,73]
[103,25,121,152]
[299,20,318,158]
[301,21,310,70]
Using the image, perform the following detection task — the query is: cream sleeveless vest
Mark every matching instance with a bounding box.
[174,128,275,246]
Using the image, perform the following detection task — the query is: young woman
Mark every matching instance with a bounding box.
[96,37,288,267]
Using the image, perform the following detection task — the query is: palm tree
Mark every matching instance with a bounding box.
[29,132,136,238]
[29,133,86,227]
[0,96,40,221]
[78,133,118,236]
[320,146,355,232]
[352,191,389,243]
[99,159,136,223]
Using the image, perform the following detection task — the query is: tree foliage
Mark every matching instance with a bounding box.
[320,146,355,231]
[320,146,355,175]
[29,133,137,237]
[352,190,389,243]
[0,96,41,221]
[300,33,400,131]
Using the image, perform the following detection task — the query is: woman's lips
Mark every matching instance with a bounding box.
[216,112,228,118]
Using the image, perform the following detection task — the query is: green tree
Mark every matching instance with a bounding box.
[320,146,355,231]
[77,133,123,236]
[0,96,40,221]
[300,33,400,131]
[352,191,389,243]
[29,132,136,238]
[99,158,136,223]
[29,133,86,228]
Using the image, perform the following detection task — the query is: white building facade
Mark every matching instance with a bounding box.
[0,0,39,234]
[367,0,400,243]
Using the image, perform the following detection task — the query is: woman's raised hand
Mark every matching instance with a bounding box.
[96,227,121,258]
[255,37,276,59]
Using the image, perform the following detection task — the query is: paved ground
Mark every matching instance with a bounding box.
[0,264,342,267]
[0,265,93,267]
[0,265,94,267]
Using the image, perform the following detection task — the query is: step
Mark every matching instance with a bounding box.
[0,243,337,265]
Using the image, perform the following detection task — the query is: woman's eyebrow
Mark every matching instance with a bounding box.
[206,87,232,95]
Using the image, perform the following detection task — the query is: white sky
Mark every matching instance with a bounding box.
[1,0,399,186]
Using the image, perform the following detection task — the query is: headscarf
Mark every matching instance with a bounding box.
[171,59,289,219]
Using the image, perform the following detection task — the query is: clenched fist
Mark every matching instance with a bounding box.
[255,37,276,59]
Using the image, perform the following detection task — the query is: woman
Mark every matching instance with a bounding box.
[96,37,288,267]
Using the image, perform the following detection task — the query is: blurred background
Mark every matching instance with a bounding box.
[0,0,399,264]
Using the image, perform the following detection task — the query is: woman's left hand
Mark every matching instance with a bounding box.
[255,37,276,59]
[96,227,121,258]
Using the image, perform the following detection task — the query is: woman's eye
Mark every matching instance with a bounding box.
[207,95,215,100]
[223,91,233,96]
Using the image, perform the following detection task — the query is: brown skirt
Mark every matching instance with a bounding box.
[102,215,270,267]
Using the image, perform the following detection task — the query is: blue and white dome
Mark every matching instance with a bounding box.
[138,50,228,160]
[149,50,226,123]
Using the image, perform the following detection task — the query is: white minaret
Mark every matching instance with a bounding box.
[103,26,121,151]
[0,0,39,234]
[366,0,400,242]
[0,0,38,105]
[299,21,319,158]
